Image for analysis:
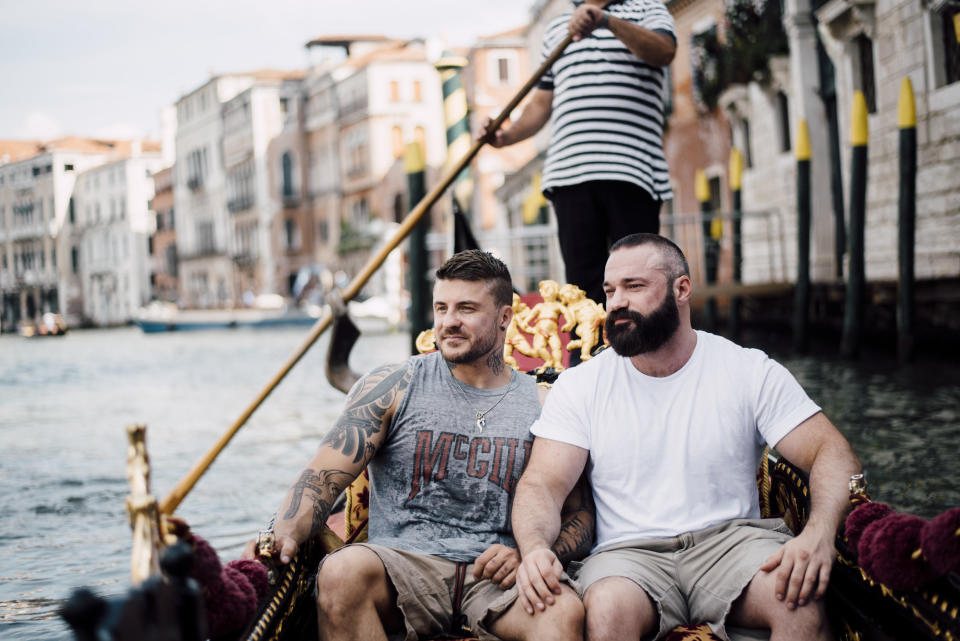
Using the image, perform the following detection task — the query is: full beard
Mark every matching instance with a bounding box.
[605,289,680,357]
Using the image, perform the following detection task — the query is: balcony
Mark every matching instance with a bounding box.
[282,193,300,209]
[227,196,254,213]
[187,175,204,191]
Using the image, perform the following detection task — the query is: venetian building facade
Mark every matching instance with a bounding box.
[0,138,125,330]
[174,73,260,308]
[221,71,305,301]
[70,145,165,325]
[148,166,177,303]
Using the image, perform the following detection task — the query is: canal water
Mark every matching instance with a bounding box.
[1,326,958,640]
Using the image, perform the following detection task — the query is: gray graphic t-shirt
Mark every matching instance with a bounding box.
[367,351,541,561]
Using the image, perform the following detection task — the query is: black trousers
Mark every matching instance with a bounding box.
[548,180,661,305]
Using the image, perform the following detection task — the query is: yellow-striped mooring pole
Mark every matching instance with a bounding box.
[729,148,744,339]
[696,169,718,331]
[841,91,869,358]
[897,77,917,362]
[434,51,474,214]
[793,120,812,352]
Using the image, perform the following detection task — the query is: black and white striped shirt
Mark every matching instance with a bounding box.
[539,0,675,200]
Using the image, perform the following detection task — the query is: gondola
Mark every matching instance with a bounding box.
[59,31,959,641]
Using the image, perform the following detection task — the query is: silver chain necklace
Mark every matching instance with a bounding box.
[449,375,514,433]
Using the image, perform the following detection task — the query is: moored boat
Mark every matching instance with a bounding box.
[133,298,323,333]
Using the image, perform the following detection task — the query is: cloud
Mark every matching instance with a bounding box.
[23,112,64,140]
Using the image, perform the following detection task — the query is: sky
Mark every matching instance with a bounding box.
[0,0,537,142]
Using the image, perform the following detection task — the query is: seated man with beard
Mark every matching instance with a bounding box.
[510,233,861,641]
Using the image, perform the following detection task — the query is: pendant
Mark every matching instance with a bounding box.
[476,412,485,433]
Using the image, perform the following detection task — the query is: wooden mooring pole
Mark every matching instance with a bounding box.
[793,120,812,352]
[841,91,869,358]
[729,148,744,340]
[406,142,430,355]
[696,169,718,331]
[897,78,917,362]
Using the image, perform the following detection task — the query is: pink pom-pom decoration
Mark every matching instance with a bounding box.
[226,558,270,602]
[858,513,936,591]
[845,502,894,553]
[921,506,960,576]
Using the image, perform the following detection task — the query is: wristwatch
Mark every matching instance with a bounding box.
[598,11,610,30]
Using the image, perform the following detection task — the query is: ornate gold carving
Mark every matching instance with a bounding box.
[504,293,540,369]
[125,424,164,585]
[522,280,570,372]
[558,283,606,362]
[414,328,436,354]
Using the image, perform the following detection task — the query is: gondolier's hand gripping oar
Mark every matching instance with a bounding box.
[157,33,574,517]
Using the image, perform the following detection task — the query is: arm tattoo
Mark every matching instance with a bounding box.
[551,473,595,564]
[322,362,412,464]
[282,468,354,535]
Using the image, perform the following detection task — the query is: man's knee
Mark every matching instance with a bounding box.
[584,577,656,639]
[316,546,386,613]
[498,585,584,641]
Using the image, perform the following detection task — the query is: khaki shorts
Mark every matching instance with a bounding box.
[320,542,575,641]
[575,518,793,641]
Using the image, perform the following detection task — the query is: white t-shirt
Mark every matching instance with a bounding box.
[530,331,820,551]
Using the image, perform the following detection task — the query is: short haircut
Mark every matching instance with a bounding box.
[610,233,690,284]
[435,250,513,308]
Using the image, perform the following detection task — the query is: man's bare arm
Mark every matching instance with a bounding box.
[551,470,595,565]
[513,437,589,614]
[571,4,676,66]
[484,89,554,148]
[760,412,861,608]
[269,362,413,562]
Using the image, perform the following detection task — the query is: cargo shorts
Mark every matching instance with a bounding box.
[319,542,576,641]
[575,518,794,641]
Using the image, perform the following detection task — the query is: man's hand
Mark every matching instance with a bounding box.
[239,532,300,565]
[515,547,564,615]
[568,4,605,41]
[759,528,836,609]
[474,544,521,588]
[479,116,511,148]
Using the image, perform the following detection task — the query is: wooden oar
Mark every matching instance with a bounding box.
[158,33,574,516]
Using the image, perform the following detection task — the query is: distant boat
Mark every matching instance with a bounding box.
[133,297,322,333]
[18,313,69,338]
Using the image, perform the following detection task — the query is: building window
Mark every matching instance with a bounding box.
[935,4,960,86]
[776,91,791,153]
[156,212,164,230]
[64,163,74,172]
[489,50,518,86]
[393,193,405,223]
[743,118,754,169]
[389,80,401,102]
[284,219,301,250]
[280,96,290,115]
[392,126,404,159]
[855,34,877,113]
[412,80,422,102]
[68,198,75,224]
[282,152,295,197]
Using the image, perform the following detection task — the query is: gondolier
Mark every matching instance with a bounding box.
[485,0,676,304]
[244,250,590,641]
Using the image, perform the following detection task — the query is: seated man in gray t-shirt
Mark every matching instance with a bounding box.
[245,250,592,641]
